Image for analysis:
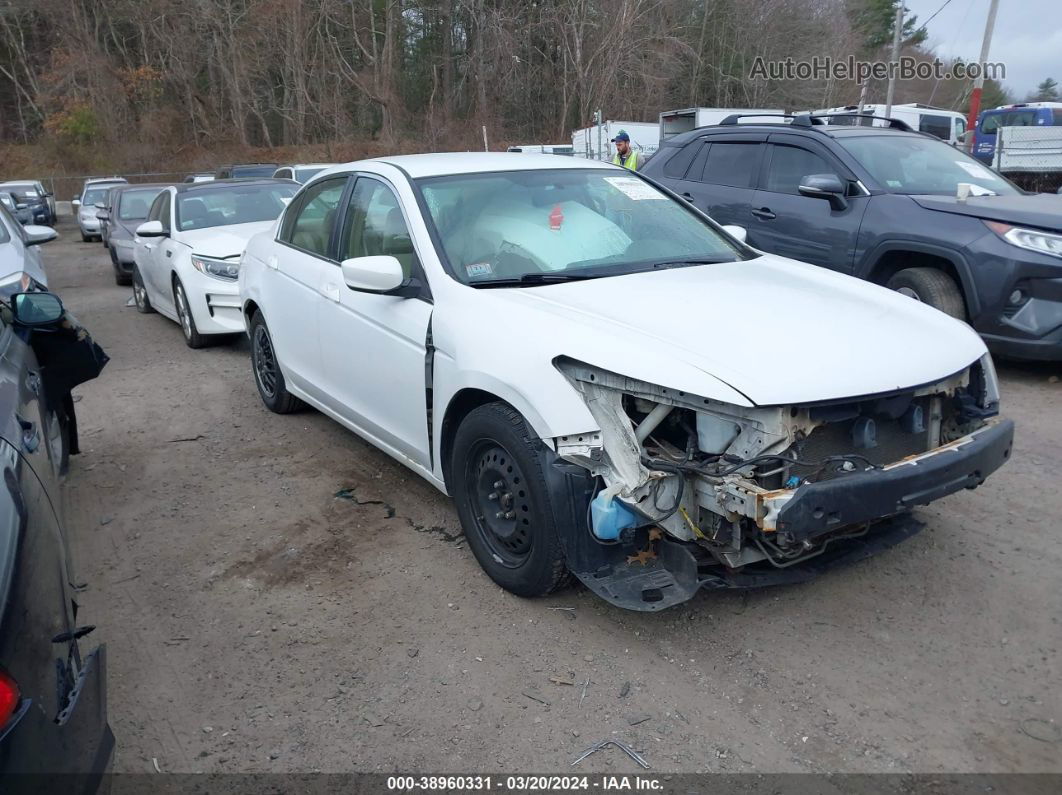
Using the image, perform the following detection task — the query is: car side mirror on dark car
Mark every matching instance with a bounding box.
[11,291,64,327]
[798,174,848,211]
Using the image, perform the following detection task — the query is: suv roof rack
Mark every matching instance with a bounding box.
[810,113,913,132]
[718,113,827,127]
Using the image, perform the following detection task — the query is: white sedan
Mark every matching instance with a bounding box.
[132,180,297,347]
[239,154,1013,611]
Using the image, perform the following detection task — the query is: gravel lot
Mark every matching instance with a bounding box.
[45,220,1061,774]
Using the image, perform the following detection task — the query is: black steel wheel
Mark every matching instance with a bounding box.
[451,401,570,597]
[249,310,302,414]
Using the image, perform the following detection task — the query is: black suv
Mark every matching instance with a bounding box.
[643,116,1062,361]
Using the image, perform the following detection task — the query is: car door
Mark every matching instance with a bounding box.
[151,191,186,317]
[137,190,171,307]
[669,135,766,229]
[269,175,351,397]
[748,136,869,271]
[316,175,433,469]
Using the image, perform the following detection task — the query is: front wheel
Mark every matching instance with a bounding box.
[44,407,70,477]
[451,402,570,598]
[173,278,206,349]
[887,267,965,319]
[250,311,302,413]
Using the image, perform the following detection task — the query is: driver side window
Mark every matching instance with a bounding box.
[765,145,840,195]
[340,178,419,279]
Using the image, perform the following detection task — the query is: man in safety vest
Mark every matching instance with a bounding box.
[611,131,640,171]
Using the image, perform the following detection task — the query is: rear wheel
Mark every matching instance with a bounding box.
[174,279,206,348]
[451,402,570,598]
[250,310,302,413]
[887,267,965,319]
[132,267,154,313]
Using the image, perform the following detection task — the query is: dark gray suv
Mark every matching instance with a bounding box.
[643,117,1062,361]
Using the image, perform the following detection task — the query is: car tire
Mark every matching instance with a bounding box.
[80,230,90,243]
[886,267,965,319]
[132,266,154,313]
[249,310,303,414]
[44,407,70,477]
[173,278,206,349]
[451,401,571,598]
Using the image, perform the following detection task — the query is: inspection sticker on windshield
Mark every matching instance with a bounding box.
[604,177,667,200]
[466,262,493,278]
[955,161,995,180]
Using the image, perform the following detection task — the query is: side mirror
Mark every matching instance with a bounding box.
[135,220,168,238]
[71,197,81,207]
[11,291,64,327]
[721,224,747,243]
[798,174,848,210]
[23,225,58,245]
[340,255,405,294]
[94,202,106,209]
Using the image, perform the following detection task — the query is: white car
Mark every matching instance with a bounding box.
[0,199,55,290]
[132,179,297,347]
[239,153,1014,611]
[74,178,127,241]
[272,164,336,184]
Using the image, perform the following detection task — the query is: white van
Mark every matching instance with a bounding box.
[811,103,967,145]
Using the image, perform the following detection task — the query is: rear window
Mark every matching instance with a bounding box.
[918,114,952,140]
[701,142,760,188]
[231,165,279,178]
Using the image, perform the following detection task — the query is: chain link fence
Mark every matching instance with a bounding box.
[993,127,1062,193]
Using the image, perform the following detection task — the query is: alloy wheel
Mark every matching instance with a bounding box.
[175,284,193,341]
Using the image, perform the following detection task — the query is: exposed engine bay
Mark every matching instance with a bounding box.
[553,356,1003,575]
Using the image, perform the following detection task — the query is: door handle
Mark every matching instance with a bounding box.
[143,243,155,251]
[267,255,278,270]
[322,283,341,303]
[680,192,694,202]
[752,207,776,220]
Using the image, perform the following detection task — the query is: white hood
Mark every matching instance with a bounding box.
[177,221,275,258]
[474,253,987,406]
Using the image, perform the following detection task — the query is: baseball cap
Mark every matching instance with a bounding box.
[610,131,630,142]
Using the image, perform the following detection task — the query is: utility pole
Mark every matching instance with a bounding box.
[884,3,904,118]
[966,0,1001,135]
[595,109,603,161]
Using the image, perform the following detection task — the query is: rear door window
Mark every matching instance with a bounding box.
[918,114,952,140]
[662,140,704,178]
[279,177,348,258]
[700,142,762,188]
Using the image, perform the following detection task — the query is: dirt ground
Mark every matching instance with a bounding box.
[44,221,1061,775]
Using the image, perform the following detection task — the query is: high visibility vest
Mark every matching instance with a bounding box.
[612,149,640,171]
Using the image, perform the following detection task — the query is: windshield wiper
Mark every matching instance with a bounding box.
[467,272,601,288]
[648,257,735,270]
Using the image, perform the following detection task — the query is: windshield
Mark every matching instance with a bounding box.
[838,135,1019,196]
[294,167,326,183]
[231,165,279,178]
[176,184,296,231]
[119,188,163,220]
[417,168,745,285]
[4,183,39,200]
[83,187,110,206]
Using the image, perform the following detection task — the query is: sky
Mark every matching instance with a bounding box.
[904,0,1062,100]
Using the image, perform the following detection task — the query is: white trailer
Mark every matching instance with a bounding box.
[809,103,967,145]
[659,107,784,141]
[571,121,659,161]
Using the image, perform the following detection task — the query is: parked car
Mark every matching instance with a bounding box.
[0,191,33,225]
[100,183,169,285]
[214,164,279,180]
[0,198,55,287]
[0,181,55,225]
[642,115,1062,361]
[132,179,297,347]
[239,153,1012,611]
[272,163,335,184]
[0,287,113,783]
[73,178,127,242]
[183,173,215,183]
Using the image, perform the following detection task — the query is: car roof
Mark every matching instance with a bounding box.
[340,152,619,178]
[174,178,294,193]
[665,124,925,145]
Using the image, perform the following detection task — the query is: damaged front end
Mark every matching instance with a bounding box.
[548,356,1013,611]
